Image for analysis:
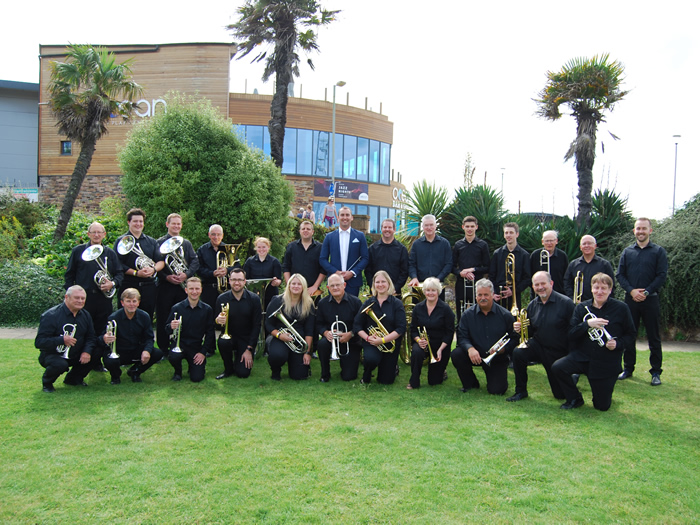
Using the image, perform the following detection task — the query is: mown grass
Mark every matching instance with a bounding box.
[1,340,698,524]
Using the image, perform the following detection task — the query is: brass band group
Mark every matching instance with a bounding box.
[37,206,668,412]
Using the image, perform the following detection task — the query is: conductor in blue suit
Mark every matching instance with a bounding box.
[320,206,369,297]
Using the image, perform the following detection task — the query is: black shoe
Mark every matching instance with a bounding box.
[319,377,329,383]
[93,366,108,372]
[443,371,448,382]
[651,373,662,386]
[460,381,480,393]
[618,369,633,380]
[172,374,182,382]
[560,398,584,410]
[110,378,121,385]
[42,384,55,393]
[270,372,281,381]
[572,373,580,385]
[395,365,400,377]
[216,372,233,380]
[507,392,528,402]
[126,369,142,382]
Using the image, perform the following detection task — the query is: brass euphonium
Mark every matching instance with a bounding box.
[268,303,309,354]
[117,235,156,271]
[170,312,182,354]
[505,252,519,317]
[56,323,77,359]
[361,302,395,353]
[482,333,510,366]
[573,271,584,304]
[159,236,189,289]
[81,245,116,298]
[220,303,231,340]
[418,326,438,365]
[106,320,119,359]
[583,307,613,347]
[330,315,350,360]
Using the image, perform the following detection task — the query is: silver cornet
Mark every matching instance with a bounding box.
[330,315,349,360]
[56,323,77,359]
[583,307,613,347]
[106,320,119,359]
[483,333,510,366]
[170,312,183,354]
[117,235,156,271]
[81,245,116,298]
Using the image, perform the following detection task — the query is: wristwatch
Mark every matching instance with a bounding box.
[643,290,650,297]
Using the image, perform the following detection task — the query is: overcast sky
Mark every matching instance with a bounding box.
[4,0,697,221]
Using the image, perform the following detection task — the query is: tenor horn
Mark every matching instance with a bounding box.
[81,245,116,298]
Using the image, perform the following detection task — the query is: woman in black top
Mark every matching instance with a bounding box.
[243,237,282,311]
[408,277,455,389]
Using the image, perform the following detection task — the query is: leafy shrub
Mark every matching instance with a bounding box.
[0,195,52,238]
[405,180,450,236]
[0,215,24,259]
[0,260,64,326]
[443,185,507,250]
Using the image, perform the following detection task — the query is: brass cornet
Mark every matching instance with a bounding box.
[269,304,309,354]
[106,320,119,359]
[56,323,77,359]
[361,302,394,353]
[418,326,438,365]
[81,245,116,298]
[170,313,183,354]
[573,271,584,304]
[482,333,510,366]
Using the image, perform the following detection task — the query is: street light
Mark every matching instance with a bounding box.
[331,81,346,199]
[672,135,681,216]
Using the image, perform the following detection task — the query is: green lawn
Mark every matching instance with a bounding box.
[1,340,698,524]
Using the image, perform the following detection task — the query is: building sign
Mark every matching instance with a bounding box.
[13,188,38,202]
[392,187,407,209]
[314,179,369,201]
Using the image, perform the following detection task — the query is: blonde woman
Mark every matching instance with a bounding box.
[243,237,282,310]
[266,274,315,380]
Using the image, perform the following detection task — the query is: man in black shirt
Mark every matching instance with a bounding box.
[156,213,200,356]
[166,277,215,382]
[507,271,575,402]
[452,216,490,319]
[563,235,615,302]
[101,288,163,384]
[408,214,452,293]
[213,268,262,380]
[283,220,325,297]
[197,224,229,311]
[616,218,668,385]
[35,286,96,392]
[114,208,165,323]
[490,222,530,314]
[452,278,518,395]
[316,274,363,382]
[64,221,123,371]
[366,218,409,294]
[530,230,568,295]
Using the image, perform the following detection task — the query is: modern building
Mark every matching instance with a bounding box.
[37,43,406,233]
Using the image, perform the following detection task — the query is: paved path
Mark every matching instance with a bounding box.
[2,327,698,352]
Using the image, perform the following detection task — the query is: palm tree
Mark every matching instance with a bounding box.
[535,54,627,225]
[405,180,450,236]
[48,44,142,242]
[228,0,338,169]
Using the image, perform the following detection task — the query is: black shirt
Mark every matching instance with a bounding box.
[409,299,455,348]
[100,308,154,357]
[452,236,490,292]
[64,243,123,293]
[114,232,162,286]
[525,290,575,354]
[408,235,452,282]
[166,299,215,354]
[282,239,325,288]
[243,254,282,308]
[530,248,569,294]
[315,292,362,345]
[265,295,315,340]
[489,244,531,295]
[214,289,263,349]
[196,242,228,287]
[353,295,406,337]
[35,303,96,359]
[616,241,668,295]
[365,238,409,291]
[563,255,615,302]
[156,234,200,286]
[457,303,517,359]
[568,298,636,378]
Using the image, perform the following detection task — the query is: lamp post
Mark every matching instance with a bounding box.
[672,134,681,216]
[331,81,346,199]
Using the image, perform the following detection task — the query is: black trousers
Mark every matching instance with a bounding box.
[409,342,451,388]
[156,282,186,354]
[624,294,662,375]
[511,340,566,399]
[551,355,618,411]
[39,352,91,387]
[267,336,309,380]
[168,347,206,382]
[317,338,361,381]
[217,337,253,378]
[362,342,400,385]
[451,346,509,394]
[85,289,113,370]
[103,347,163,381]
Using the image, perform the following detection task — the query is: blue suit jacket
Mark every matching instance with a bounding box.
[319,228,369,290]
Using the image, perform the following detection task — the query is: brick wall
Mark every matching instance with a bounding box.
[289,179,314,211]
[39,175,124,212]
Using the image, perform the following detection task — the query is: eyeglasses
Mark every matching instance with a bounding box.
[230,278,246,282]
[88,230,106,234]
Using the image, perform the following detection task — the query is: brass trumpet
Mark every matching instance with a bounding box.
[330,315,350,360]
[81,245,116,298]
[106,320,119,359]
[220,304,231,340]
[57,323,77,359]
[160,236,189,289]
[170,313,183,354]
[117,235,156,271]
[269,303,308,354]
[418,326,438,365]
[573,271,584,304]
[583,307,613,347]
[361,302,394,353]
[482,333,510,366]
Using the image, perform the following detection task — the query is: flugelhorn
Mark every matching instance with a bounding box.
[81,245,116,298]
[220,303,231,340]
[106,320,119,359]
[170,313,183,354]
[56,323,77,359]
[160,236,189,289]
[418,326,438,365]
[117,235,156,271]
[330,315,349,360]
[268,303,308,354]
[361,302,394,353]
[583,307,613,347]
[482,333,510,366]
[573,271,584,304]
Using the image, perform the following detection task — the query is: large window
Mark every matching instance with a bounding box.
[297,129,313,175]
[357,138,368,182]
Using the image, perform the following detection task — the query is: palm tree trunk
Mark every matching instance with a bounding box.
[53,137,96,242]
[268,45,292,169]
[574,114,598,226]
[576,166,594,226]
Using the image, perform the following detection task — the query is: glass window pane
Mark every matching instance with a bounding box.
[356,205,368,216]
[357,138,368,181]
[297,129,313,175]
[343,135,357,180]
[332,134,343,180]
[263,126,271,157]
[380,143,391,185]
[247,126,263,151]
[282,128,297,174]
[370,206,379,234]
[369,140,380,183]
[313,130,330,177]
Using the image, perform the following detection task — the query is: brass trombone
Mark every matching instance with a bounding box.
[106,320,119,359]
[573,271,584,304]
[505,252,519,316]
[170,313,183,354]
[361,302,394,353]
[482,333,510,366]
[160,236,189,289]
[268,303,309,354]
[418,326,438,365]
[117,235,156,271]
[220,304,231,340]
[460,277,475,316]
[57,323,77,359]
[81,245,116,298]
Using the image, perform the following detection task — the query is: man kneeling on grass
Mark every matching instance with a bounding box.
[101,288,163,385]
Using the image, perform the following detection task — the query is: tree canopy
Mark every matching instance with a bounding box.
[118,94,294,255]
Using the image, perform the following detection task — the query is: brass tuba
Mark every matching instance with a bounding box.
[159,236,189,289]
[81,245,116,298]
[56,323,77,359]
[583,306,613,347]
[361,302,395,353]
[573,271,584,304]
[268,303,309,354]
[117,235,156,271]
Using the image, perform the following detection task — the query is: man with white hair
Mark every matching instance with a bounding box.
[408,214,452,297]
[563,235,615,302]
